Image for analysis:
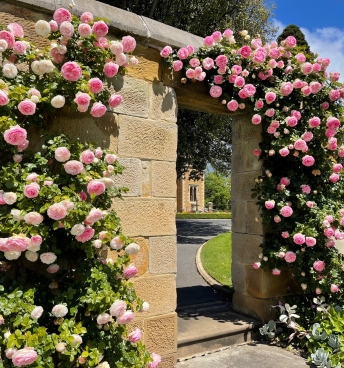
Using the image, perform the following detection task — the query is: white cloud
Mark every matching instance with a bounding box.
[273,19,344,82]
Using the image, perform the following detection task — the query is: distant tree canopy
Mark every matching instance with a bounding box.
[276,24,310,53]
[98,0,277,178]
[205,172,231,211]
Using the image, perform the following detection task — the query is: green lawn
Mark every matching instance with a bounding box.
[200,232,232,287]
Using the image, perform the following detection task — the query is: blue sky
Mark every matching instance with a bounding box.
[272,0,344,80]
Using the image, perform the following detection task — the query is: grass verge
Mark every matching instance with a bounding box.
[200,232,232,287]
[176,213,231,219]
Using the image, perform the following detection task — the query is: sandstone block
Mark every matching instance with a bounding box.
[149,83,178,123]
[231,233,263,264]
[113,198,176,237]
[232,142,263,174]
[107,76,149,118]
[231,201,247,234]
[247,201,264,235]
[141,161,152,197]
[149,236,177,274]
[144,313,177,355]
[231,171,262,201]
[152,161,177,198]
[112,158,142,197]
[232,114,262,142]
[231,261,246,294]
[159,353,177,368]
[133,275,176,316]
[118,115,177,161]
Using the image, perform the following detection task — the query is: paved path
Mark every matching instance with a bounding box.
[176,219,231,308]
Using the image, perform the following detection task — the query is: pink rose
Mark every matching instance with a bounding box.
[4,125,27,146]
[117,310,135,324]
[53,8,71,25]
[80,12,94,23]
[110,300,126,316]
[61,61,82,81]
[108,94,123,109]
[264,200,275,209]
[301,62,313,74]
[331,284,339,293]
[55,147,71,162]
[272,268,281,275]
[305,237,316,247]
[17,139,29,152]
[172,60,183,71]
[238,45,251,58]
[253,149,261,157]
[74,92,91,112]
[47,203,67,220]
[97,313,111,325]
[40,252,57,264]
[242,84,256,97]
[24,183,40,198]
[121,35,136,52]
[0,30,15,48]
[285,36,296,48]
[47,264,60,273]
[79,149,94,165]
[0,90,9,106]
[302,155,315,167]
[227,100,238,111]
[52,304,68,317]
[280,205,293,217]
[251,114,261,125]
[129,328,142,343]
[279,148,289,157]
[90,102,107,118]
[103,62,119,78]
[85,208,103,225]
[148,353,161,368]
[209,86,222,98]
[313,260,325,272]
[6,236,30,251]
[60,21,74,38]
[12,348,38,367]
[253,262,261,269]
[265,91,276,104]
[215,54,228,68]
[110,236,125,250]
[24,212,43,225]
[64,160,84,175]
[92,20,108,37]
[87,180,106,196]
[281,232,289,238]
[123,264,138,279]
[89,78,103,94]
[280,82,293,96]
[7,22,24,37]
[78,23,92,38]
[104,153,117,164]
[160,46,172,58]
[202,57,214,70]
[49,20,58,32]
[293,233,305,245]
[30,235,42,247]
[76,227,95,243]
[330,173,340,183]
[284,251,296,263]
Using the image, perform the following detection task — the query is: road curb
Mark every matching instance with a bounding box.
[195,242,233,299]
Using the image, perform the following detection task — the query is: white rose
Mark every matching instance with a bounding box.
[140,301,150,312]
[11,209,24,221]
[110,41,123,55]
[97,362,110,368]
[100,178,115,188]
[25,251,39,262]
[301,283,307,290]
[52,304,68,317]
[71,224,85,236]
[57,45,67,55]
[125,243,140,255]
[4,251,21,260]
[40,60,55,74]
[35,20,51,37]
[51,95,65,108]
[31,61,43,75]
[30,96,39,103]
[2,63,18,79]
[92,239,102,248]
[40,252,57,264]
[27,243,40,252]
[31,306,43,319]
[0,39,8,52]
[55,342,66,353]
[96,313,111,325]
[72,334,83,345]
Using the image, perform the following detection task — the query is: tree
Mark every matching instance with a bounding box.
[205,172,231,211]
[98,0,277,177]
[277,24,310,53]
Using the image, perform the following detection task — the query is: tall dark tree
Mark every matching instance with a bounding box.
[277,24,310,53]
[98,0,277,177]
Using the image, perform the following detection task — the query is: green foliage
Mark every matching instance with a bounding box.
[204,172,231,210]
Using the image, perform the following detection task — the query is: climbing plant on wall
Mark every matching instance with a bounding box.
[162,30,344,365]
[0,7,160,368]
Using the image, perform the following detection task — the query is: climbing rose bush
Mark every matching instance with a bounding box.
[0,7,159,367]
[163,28,344,360]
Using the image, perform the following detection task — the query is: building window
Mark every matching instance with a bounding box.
[189,185,198,202]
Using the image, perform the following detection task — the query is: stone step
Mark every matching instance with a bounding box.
[177,301,261,360]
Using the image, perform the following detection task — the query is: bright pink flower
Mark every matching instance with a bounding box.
[87,180,106,196]
[160,45,172,58]
[251,114,261,125]
[312,63,322,72]
[242,84,256,97]
[227,100,238,111]
[90,102,107,117]
[310,81,322,94]
[321,101,330,110]
[117,310,135,324]
[313,260,325,272]
[172,60,183,71]
[4,125,27,146]
[79,191,87,201]
[253,47,267,63]
[279,148,289,157]
[301,85,312,96]
[92,20,108,37]
[255,100,264,109]
[18,100,36,115]
[76,227,95,242]
[123,264,138,279]
[214,75,223,84]
[272,268,281,275]
[280,177,290,186]
[31,235,42,247]
[324,227,334,237]
[24,183,40,198]
[308,117,321,128]
[305,237,316,247]
[47,203,67,220]
[186,45,194,55]
[53,8,71,25]
[265,91,276,104]
[329,89,341,101]
[285,251,296,263]
[223,29,233,38]
[281,232,289,238]
[285,36,296,48]
[280,206,293,217]
[238,45,251,58]
[274,215,281,223]
[306,201,314,208]
[301,185,311,194]
[295,53,306,63]
[61,62,82,81]
[0,91,9,106]
[253,262,261,269]
[129,327,142,343]
[177,47,189,60]
[234,76,245,88]
[0,30,15,48]
[85,208,103,225]
[280,82,293,96]
[103,62,119,78]
[302,155,315,167]
[253,149,261,157]
[329,173,340,183]
[333,163,343,173]
[209,86,222,98]
[203,36,214,47]
[109,94,123,108]
[294,139,307,151]
[6,237,30,252]
[265,108,275,117]
[265,200,275,209]
[215,55,228,68]
[80,150,95,164]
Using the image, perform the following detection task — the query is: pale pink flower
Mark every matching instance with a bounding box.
[53,8,71,25]
[78,23,92,38]
[24,183,40,198]
[121,35,136,52]
[90,102,107,117]
[279,148,289,157]
[253,262,261,269]
[272,268,281,275]
[281,232,289,238]
[55,147,71,162]
[280,206,293,217]
[87,180,106,196]
[104,153,117,164]
[306,201,314,208]
[172,60,183,71]
[251,114,261,125]
[85,208,103,225]
[64,160,84,175]
[6,236,30,251]
[331,284,339,293]
[40,252,57,264]
[301,62,313,74]
[61,61,82,81]
[294,139,307,151]
[125,243,140,255]
[103,62,119,78]
[18,100,36,116]
[96,312,112,325]
[4,125,27,146]
[110,300,126,316]
[274,215,281,223]
[3,192,17,205]
[264,200,275,209]
[80,12,93,23]
[30,235,42,247]
[24,212,43,226]
[209,86,222,98]
[47,264,60,273]
[123,264,138,279]
[89,78,103,94]
[313,260,325,272]
[31,306,43,319]
[280,82,293,96]
[47,203,67,220]
[242,84,256,97]
[110,236,125,250]
[148,353,161,368]
[310,81,322,94]
[302,155,315,167]
[12,348,38,367]
[60,21,74,38]
[129,328,142,343]
[295,53,306,63]
[76,227,95,243]
[202,57,214,70]
[305,237,316,247]
[117,310,135,324]
[293,233,305,245]
[92,20,108,38]
[52,304,68,317]
[285,251,296,263]
[109,94,123,108]
[308,117,320,128]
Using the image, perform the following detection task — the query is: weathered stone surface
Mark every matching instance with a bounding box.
[141,161,152,197]
[231,233,263,264]
[232,292,278,322]
[107,76,149,118]
[149,83,178,123]
[247,201,264,235]
[246,266,298,299]
[160,353,177,368]
[231,171,261,201]
[232,142,263,174]
[232,114,261,142]
[118,115,177,161]
[231,261,246,294]
[149,236,177,274]
[112,158,142,197]
[133,275,176,316]
[144,313,177,355]
[335,240,344,255]
[231,201,247,234]
[152,161,177,198]
[113,198,176,237]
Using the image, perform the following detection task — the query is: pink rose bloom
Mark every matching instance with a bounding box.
[52,304,68,317]
[234,76,245,88]
[90,102,107,118]
[329,89,341,101]
[30,235,42,247]
[238,45,251,58]
[85,208,103,225]
[177,48,189,60]
[49,20,58,32]
[203,35,214,47]
[12,348,38,367]
[53,8,71,25]
[110,236,124,250]
[280,82,293,96]
[279,148,289,157]
[172,60,183,72]
[78,23,92,37]
[79,191,87,201]
[97,313,111,325]
[109,94,123,109]
[310,82,322,94]
[331,284,339,293]
[24,212,43,225]
[61,61,82,81]
[80,12,93,23]
[187,45,195,55]
[160,46,172,58]
[232,65,242,74]
[7,22,24,37]
[305,237,316,247]
[64,160,84,175]
[284,251,296,263]
[24,183,40,198]
[251,114,261,125]
[80,150,95,164]
[286,116,297,127]
[209,86,222,98]
[92,20,108,37]
[0,30,15,48]
[103,62,119,78]
[324,227,334,238]
[253,149,261,157]
[316,288,322,295]
[76,227,95,243]
[295,53,306,63]
[293,233,305,245]
[226,100,238,112]
[285,36,296,48]
[122,35,136,52]
[312,63,322,72]
[6,236,30,251]
[264,200,275,209]
[255,100,264,109]
[129,327,142,343]
[13,41,26,55]
[280,206,293,217]
[308,117,321,128]
[265,108,275,117]
[329,173,340,183]
[117,310,135,324]
[223,29,233,39]
[280,177,290,186]
[88,78,103,94]
[47,264,60,273]
[87,180,106,196]
[215,55,228,68]
[294,139,307,151]
[47,203,67,220]
[123,264,138,279]
[202,57,214,70]
[55,147,71,162]
[281,231,289,238]
[242,84,256,97]
[189,58,200,68]
[326,117,340,129]
[274,215,281,223]
[4,125,27,146]
[302,132,313,142]
[265,91,276,104]
[253,262,261,269]
[110,300,126,317]
[321,102,330,110]
[40,252,57,264]
[148,353,162,368]
[301,62,313,74]
[60,21,74,38]
[272,268,281,275]
[333,163,343,173]
[302,155,315,167]
[18,100,36,115]
[0,90,9,106]
[306,201,314,208]
[313,260,325,272]
[104,153,117,164]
